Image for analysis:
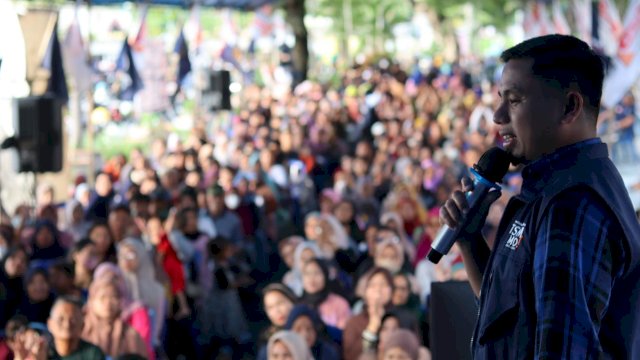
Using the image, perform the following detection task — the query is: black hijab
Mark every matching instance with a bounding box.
[300,258,331,309]
[30,221,66,262]
[17,268,55,324]
[0,247,29,328]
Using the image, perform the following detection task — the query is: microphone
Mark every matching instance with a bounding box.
[427,147,511,264]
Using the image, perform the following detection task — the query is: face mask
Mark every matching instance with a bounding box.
[254,195,265,208]
[11,216,22,229]
[225,194,240,210]
[377,258,402,274]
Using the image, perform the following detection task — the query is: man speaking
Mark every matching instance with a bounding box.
[439,35,640,359]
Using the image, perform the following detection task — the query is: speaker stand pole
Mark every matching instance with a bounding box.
[29,171,37,220]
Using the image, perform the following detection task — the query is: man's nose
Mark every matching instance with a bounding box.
[493,102,509,125]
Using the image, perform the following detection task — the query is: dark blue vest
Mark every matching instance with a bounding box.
[472,139,640,359]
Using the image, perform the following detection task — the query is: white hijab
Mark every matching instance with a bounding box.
[119,237,166,342]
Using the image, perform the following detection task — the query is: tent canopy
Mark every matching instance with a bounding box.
[88,0,274,10]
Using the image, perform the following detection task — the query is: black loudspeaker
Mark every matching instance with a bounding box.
[207,70,231,111]
[16,96,63,173]
[429,281,477,360]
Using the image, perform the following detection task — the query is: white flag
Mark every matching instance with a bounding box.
[601,0,640,107]
[0,1,29,98]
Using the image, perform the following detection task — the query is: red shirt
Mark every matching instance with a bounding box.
[157,233,185,295]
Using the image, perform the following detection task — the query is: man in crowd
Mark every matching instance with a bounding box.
[47,296,105,360]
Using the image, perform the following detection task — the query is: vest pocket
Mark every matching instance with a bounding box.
[478,254,522,345]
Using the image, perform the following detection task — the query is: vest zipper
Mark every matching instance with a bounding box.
[470,270,493,354]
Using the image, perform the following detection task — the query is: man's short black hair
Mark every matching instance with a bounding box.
[50,260,75,279]
[110,203,131,215]
[500,35,605,116]
[50,296,84,317]
[130,192,151,204]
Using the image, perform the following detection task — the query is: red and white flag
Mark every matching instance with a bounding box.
[597,0,624,57]
[602,0,640,107]
[523,1,553,38]
[185,4,204,51]
[63,6,92,93]
[252,4,274,37]
[617,0,640,65]
[129,5,148,52]
[552,2,571,35]
[572,0,592,43]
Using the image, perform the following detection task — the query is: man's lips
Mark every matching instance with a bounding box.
[500,132,516,148]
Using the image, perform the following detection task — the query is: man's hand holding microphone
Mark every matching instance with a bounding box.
[429,147,511,296]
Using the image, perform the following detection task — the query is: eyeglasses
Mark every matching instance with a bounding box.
[119,252,136,261]
[376,235,400,244]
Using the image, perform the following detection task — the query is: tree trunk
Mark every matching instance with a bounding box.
[283,0,309,86]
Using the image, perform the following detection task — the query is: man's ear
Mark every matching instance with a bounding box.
[561,91,584,124]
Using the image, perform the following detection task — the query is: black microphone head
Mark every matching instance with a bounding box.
[427,248,444,264]
[473,147,511,183]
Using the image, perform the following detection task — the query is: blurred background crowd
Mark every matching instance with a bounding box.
[1,55,638,360]
[0,59,496,360]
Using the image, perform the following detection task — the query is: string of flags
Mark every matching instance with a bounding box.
[31,0,640,110]
[524,0,640,107]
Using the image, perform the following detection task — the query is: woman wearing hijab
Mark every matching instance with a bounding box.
[343,268,395,360]
[284,241,322,296]
[379,329,421,360]
[375,310,430,360]
[118,238,166,347]
[267,330,314,360]
[278,235,305,277]
[93,263,154,360]
[88,222,117,265]
[391,273,422,319]
[285,305,340,360]
[65,200,90,242]
[82,277,149,358]
[333,198,365,244]
[29,221,66,265]
[355,234,408,299]
[0,246,29,328]
[306,215,350,260]
[257,284,298,360]
[379,212,417,262]
[300,258,351,330]
[305,215,356,298]
[68,239,99,297]
[17,268,55,324]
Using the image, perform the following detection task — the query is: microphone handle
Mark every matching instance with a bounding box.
[427,170,500,264]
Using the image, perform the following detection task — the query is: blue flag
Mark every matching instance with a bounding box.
[42,21,68,102]
[115,38,143,101]
[174,29,191,90]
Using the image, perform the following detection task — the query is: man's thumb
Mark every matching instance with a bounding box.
[478,190,501,213]
[486,190,502,204]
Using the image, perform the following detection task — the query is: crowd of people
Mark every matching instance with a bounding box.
[0,57,638,360]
